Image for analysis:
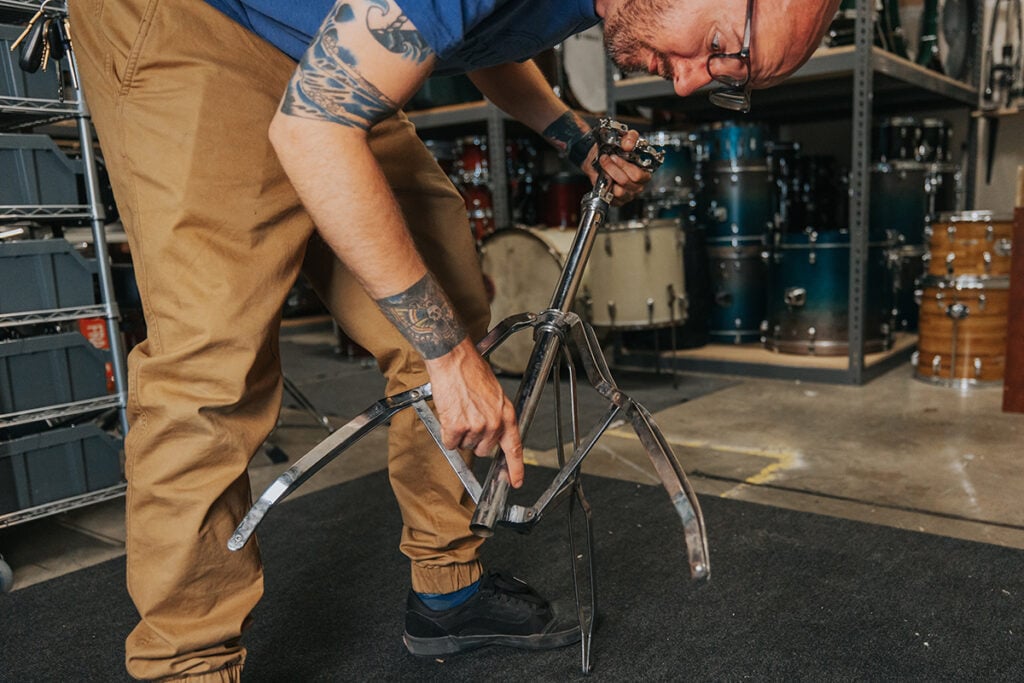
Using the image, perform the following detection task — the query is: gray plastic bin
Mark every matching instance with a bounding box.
[0,239,97,314]
[0,332,110,414]
[0,134,83,205]
[0,424,123,514]
[0,23,63,102]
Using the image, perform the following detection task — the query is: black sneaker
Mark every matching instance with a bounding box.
[403,571,581,656]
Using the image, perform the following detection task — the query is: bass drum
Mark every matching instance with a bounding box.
[583,219,687,330]
[479,227,582,375]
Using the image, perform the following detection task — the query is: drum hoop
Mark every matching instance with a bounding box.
[481,226,575,264]
[919,275,1011,290]
[875,116,921,127]
[707,245,764,257]
[912,373,1004,389]
[706,163,770,173]
[938,210,1013,223]
[768,338,888,355]
[603,218,680,233]
[872,161,931,173]
[779,240,894,250]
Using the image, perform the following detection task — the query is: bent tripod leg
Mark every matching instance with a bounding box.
[228,385,431,551]
[567,315,710,580]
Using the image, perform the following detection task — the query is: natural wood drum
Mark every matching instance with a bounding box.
[926,211,1013,279]
[915,277,1010,387]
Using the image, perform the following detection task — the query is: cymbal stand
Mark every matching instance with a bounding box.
[227,120,710,673]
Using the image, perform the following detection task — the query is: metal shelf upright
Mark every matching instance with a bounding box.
[0,0,129,590]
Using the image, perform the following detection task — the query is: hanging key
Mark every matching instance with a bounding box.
[60,16,79,90]
[48,16,65,61]
[17,14,48,73]
[8,6,45,53]
[39,18,52,72]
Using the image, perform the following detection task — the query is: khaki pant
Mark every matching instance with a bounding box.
[69,1,489,679]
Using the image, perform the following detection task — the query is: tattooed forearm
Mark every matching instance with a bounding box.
[366,0,432,64]
[542,111,595,168]
[281,2,399,129]
[376,274,467,360]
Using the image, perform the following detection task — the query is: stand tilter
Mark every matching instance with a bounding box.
[228,120,710,672]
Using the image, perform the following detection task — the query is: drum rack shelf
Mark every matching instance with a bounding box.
[603,0,984,386]
[613,46,978,118]
[0,1,129,591]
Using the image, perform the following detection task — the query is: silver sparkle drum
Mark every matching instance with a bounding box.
[582,219,687,330]
[479,226,582,375]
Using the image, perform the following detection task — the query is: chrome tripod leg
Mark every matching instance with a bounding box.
[282,374,332,433]
[565,315,710,581]
[625,400,709,580]
[568,476,597,673]
[227,384,432,551]
[553,348,596,673]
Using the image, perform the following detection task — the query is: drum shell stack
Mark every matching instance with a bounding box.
[697,122,775,344]
[869,116,959,333]
[915,211,1015,388]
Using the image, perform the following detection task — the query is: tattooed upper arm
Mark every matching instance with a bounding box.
[280,0,435,130]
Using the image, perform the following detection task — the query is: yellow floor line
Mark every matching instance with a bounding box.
[601,428,799,492]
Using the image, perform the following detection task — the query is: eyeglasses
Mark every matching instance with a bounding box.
[707,0,754,112]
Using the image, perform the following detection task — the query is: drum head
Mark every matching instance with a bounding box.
[561,25,608,114]
[479,228,577,375]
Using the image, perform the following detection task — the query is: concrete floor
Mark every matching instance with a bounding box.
[2,328,1022,594]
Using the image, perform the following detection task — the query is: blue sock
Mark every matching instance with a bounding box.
[416,579,481,611]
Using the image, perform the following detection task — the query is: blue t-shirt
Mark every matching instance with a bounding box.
[206,0,599,76]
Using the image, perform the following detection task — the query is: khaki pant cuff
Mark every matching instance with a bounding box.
[410,560,484,594]
[154,661,243,683]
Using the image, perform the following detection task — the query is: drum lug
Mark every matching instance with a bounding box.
[580,286,593,323]
[946,302,969,321]
[978,293,987,311]
[606,301,616,326]
[947,224,957,242]
[945,252,955,276]
[931,355,942,376]
[646,298,655,325]
[784,287,807,309]
[974,358,983,379]
[807,326,817,353]
[995,238,1012,257]
[986,224,994,242]
[983,251,993,274]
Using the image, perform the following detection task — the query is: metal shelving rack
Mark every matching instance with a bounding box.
[408,101,535,230]
[0,0,129,588]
